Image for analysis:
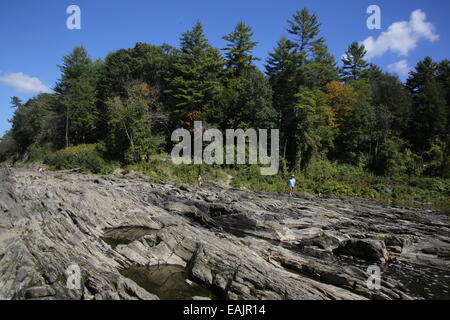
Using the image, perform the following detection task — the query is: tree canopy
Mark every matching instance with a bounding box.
[1,9,448,179]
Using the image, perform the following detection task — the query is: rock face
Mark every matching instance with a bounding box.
[333,239,389,263]
[0,166,449,300]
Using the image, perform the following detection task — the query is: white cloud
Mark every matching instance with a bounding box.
[387,59,410,76]
[361,9,439,60]
[0,72,51,94]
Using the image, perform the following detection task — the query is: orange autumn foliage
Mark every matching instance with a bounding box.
[326,81,357,129]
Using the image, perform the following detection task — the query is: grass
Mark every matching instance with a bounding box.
[7,148,449,212]
[125,157,449,212]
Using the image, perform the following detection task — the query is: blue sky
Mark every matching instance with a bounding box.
[1,0,449,136]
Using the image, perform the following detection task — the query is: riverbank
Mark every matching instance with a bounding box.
[0,166,449,300]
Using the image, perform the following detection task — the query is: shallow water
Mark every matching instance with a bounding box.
[382,262,450,300]
[120,265,218,300]
[103,227,450,300]
[339,256,450,300]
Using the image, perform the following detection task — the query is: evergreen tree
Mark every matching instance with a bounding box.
[298,42,338,89]
[55,46,101,147]
[2,17,449,181]
[222,22,260,76]
[167,22,224,128]
[406,57,448,153]
[266,8,329,166]
[10,94,57,153]
[265,36,298,123]
[341,42,369,81]
[436,59,450,177]
[220,22,275,129]
[287,8,323,61]
[221,67,276,129]
[10,97,23,109]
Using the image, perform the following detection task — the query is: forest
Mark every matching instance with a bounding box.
[0,8,449,205]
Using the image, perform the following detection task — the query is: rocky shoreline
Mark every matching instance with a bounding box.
[0,166,449,300]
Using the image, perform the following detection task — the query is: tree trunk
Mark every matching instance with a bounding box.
[65,106,69,149]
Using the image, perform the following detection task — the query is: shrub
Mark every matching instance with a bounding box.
[28,143,52,163]
[44,144,112,174]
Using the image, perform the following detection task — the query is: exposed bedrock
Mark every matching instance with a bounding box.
[0,167,449,300]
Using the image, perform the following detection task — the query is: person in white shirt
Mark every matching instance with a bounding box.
[287,175,296,196]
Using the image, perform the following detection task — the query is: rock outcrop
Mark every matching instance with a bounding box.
[333,239,389,263]
[0,166,449,300]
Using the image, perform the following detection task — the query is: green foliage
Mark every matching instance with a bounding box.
[371,136,421,176]
[341,42,369,81]
[166,22,224,127]
[106,83,164,163]
[44,144,113,174]
[222,22,260,75]
[28,143,53,163]
[299,42,338,89]
[99,42,173,100]
[220,67,276,129]
[424,140,448,177]
[266,8,337,167]
[407,57,448,153]
[369,68,412,133]
[0,9,448,209]
[55,46,102,147]
[224,158,448,207]
[293,88,334,169]
[10,94,56,153]
[0,131,18,162]
[127,158,227,184]
[332,79,376,165]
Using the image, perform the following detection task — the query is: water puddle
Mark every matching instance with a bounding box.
[120,265,218,300]
[102,227,159,249]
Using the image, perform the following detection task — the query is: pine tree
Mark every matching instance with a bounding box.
[287,8,323,62]
[298,42,338,89]
[222,22,260,76]
[10,94,56,153]
[266,8,334,167]
[219,22,274,129]
[341,42,369,81]
[55,46,101,148]
[265,37,299,162]
[10,97,23,109]
[407,57,448,153]
[167,22,224,128]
